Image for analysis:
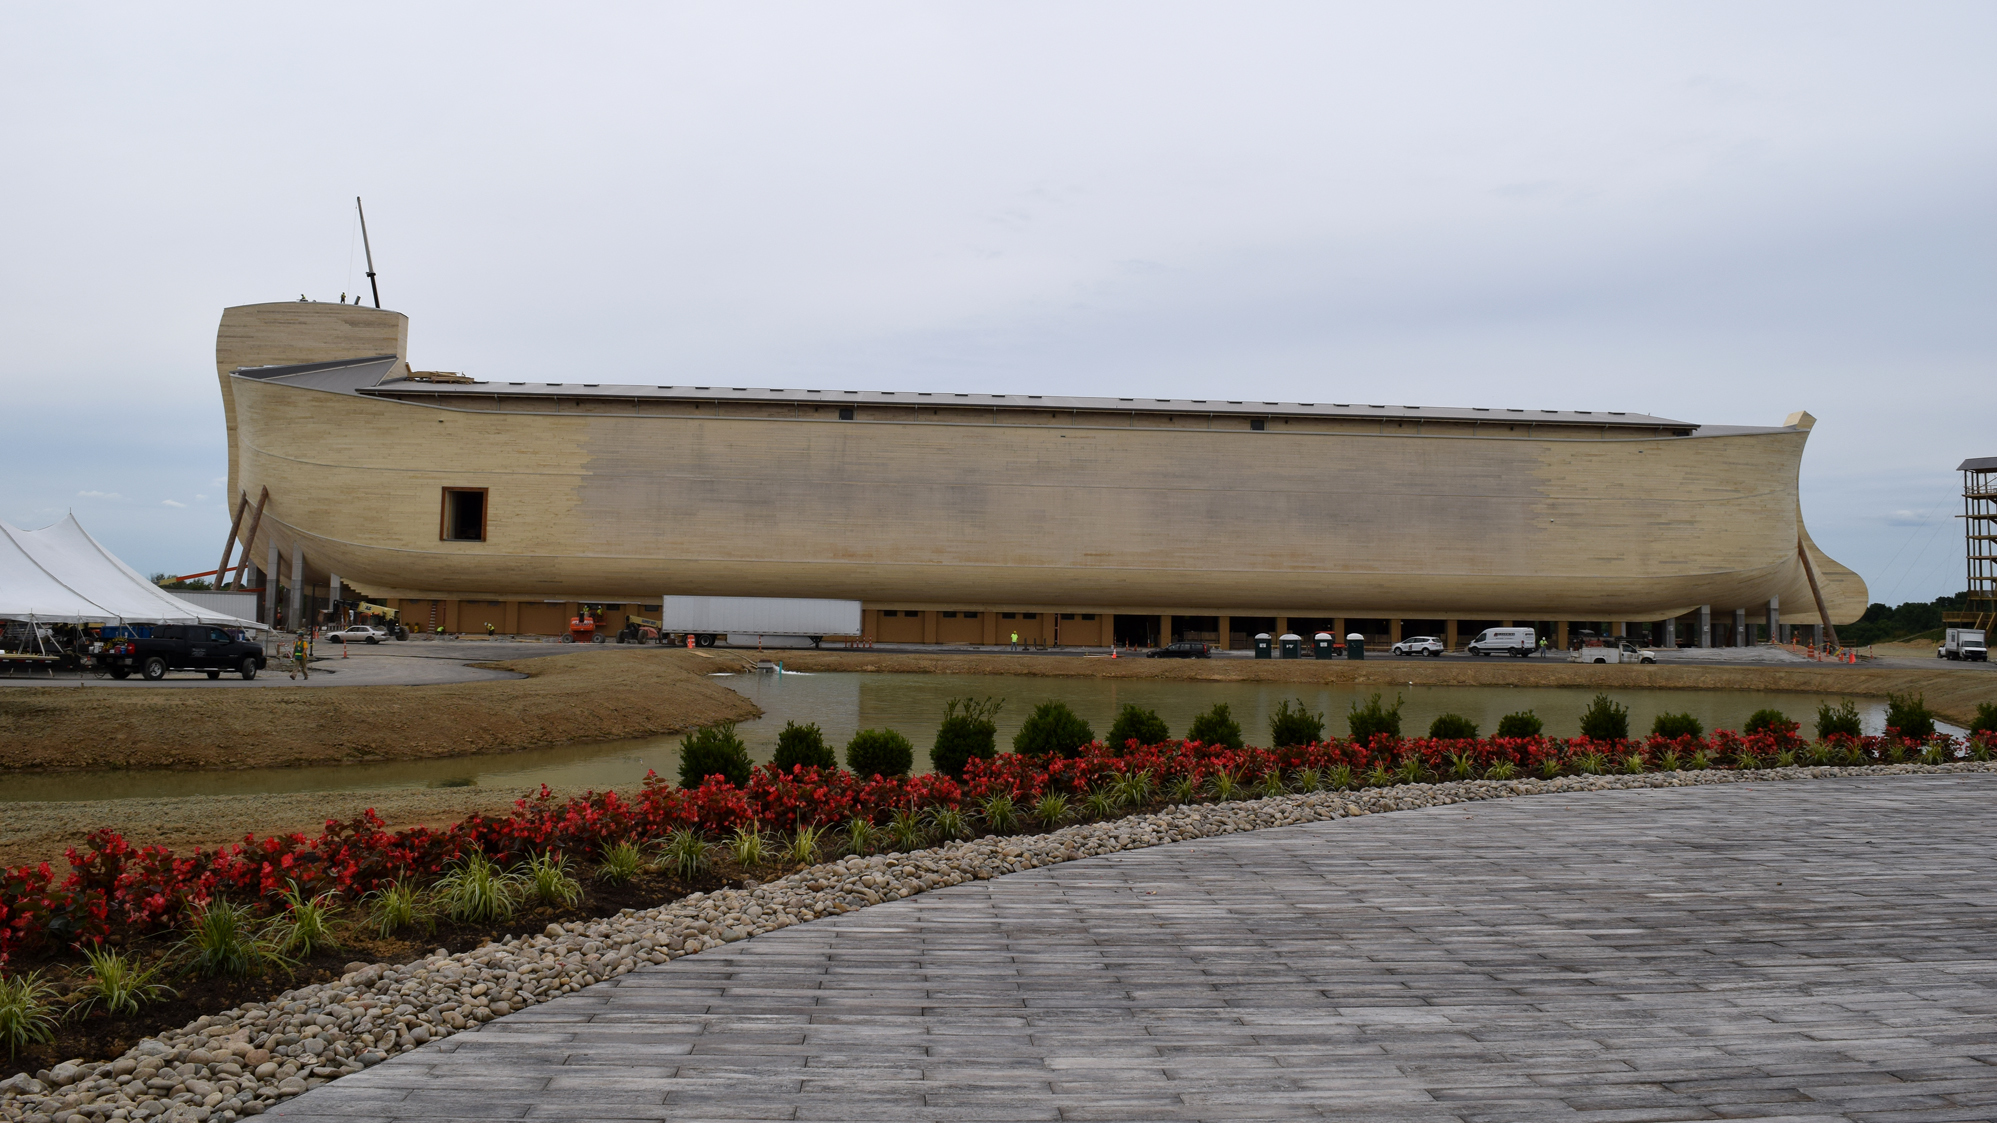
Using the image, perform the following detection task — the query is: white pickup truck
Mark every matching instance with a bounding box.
[1568,640,1658,665]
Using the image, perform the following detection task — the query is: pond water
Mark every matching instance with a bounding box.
[0,671,1956,803]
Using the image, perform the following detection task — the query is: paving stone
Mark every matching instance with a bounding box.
[273,776,1997,1122]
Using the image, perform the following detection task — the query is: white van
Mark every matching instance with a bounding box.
[1466,627,1537,657]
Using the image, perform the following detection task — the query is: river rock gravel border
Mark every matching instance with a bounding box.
[5,760,1994,1123]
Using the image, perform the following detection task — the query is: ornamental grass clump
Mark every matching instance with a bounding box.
[76,947,173,1017]
[1268,699,1325,748]
[1081,788,1123,821]
[1496,710,1543,738]
[180,900,289,978]
[525,851,583,908]
[597,840,648,883]
[1013,701,1095,759]
[436,851,525,924]
[362,879,431,936]
[1621,752,1648,774]
[1186,703,1244,750]
[1107,704,1170,748]
[679,723,753,789]
[0,970,59,1057]
[1572,751,1607,775]
[275,884,341,957]
[1293,767,1323,793]
[728,827,768,869]
[1326,763,1355,790]
[1537,756,1563,779]
[847,728,916,778]
[1113,768,1155,806]
[1209,769,1243,801]
[931,697,1002,779]
[1396,754,1427,785]
[887,808,927,852]
[1687,747,1714,771]
[976,793,1019,833]
[1365,761,1396,788]
[1651,712,1703,739]
[1885,692,1936,740]
[1447,751,1477,781]
[1578,694,1630,741]
[1484,760,1517,780]
[1257,769,1288,799]
[1348,694,1404,744]
[787,823,826,864]
[658,829,711,879]
[1816,698,1862,740]
[772,721,835,771]
[1034,793,1071,826]
[926,806,970,841]
[1166,774,1199,804]
[1657,748,1683,772]
[1429,713,1479,740]
[844,817,880,855]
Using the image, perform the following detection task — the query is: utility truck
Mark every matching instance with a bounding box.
[1567,639,1659,665]
[1939,628,1988,662]
[663,596,862,648]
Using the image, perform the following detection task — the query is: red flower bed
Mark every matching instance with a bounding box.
[2,727,1986,964]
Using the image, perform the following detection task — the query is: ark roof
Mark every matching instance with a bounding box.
[234,355,1701,430]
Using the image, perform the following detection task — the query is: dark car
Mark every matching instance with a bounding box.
[95,624,267,681]
[1148,641,1212,659]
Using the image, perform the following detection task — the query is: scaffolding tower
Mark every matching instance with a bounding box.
[1955,456,1997,633]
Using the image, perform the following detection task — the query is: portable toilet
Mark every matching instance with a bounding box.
[1279,633,1302,659]
[1313,632,1337,658]
[1254,633,1273,659]
[1345,631,1366,660]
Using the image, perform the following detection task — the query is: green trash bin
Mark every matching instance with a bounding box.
[1345,632,1366,660]
[1254,633,1273,659]
[1279,633,1302,659]
[1313,632,1336,658]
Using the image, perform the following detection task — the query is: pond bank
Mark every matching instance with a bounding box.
[777,649,1997,728]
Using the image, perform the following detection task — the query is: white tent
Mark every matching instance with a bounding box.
[0,514,266,630]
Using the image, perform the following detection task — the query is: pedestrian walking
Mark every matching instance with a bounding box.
[289,633,310,680]
[1010,631,1019,651]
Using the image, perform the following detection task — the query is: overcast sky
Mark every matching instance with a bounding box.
[2,2,1991,605]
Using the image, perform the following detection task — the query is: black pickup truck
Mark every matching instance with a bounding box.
[95,624,268,681]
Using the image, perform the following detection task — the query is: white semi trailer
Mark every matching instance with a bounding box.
[663,596,862,649]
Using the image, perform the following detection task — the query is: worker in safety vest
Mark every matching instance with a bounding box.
[289,633,310,680]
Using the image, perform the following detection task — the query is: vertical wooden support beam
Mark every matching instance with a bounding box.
[1217,615,1232,650]
[1445,619,1458,651]
[228,487,270,589]
[1556,620,1569,649]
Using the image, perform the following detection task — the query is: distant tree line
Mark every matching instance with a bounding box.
[1838,594,1969,646]
[149,572,214,591]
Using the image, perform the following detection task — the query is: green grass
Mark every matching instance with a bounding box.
[435,852,524,924]
[596,841,647,884]
[525,852,583,907]
[76,948,174,1017]
[179,900,290,978]
[0,970,59,1057]
[275,885,342,957]
[976,793,1019,833]
[362,880,432,937]
[658,829,712,879]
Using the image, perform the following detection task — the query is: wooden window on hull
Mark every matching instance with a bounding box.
[442,488,488,542]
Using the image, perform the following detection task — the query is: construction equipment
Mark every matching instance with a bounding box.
[617,616,662,644]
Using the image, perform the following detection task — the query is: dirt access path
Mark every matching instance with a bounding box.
[779,649,1997,729]
[0,648,760,773]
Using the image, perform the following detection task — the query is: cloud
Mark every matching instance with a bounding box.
[77,490,122,500]
[161,499,187,508]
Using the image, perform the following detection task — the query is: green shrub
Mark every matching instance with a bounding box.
[1816,698,1862,739]
[679,723,752,788]
[1268,698,1326,747]
[1107,703,1170,748]
[1186,703,1244,750]
[1012,701,1095,758]
[1743,709,1792,737]
[1972,702,1997,734]
[0,970,59,1057]
[1650,712,1703,739]
[773,721,835,771]
[1428,713,1479,740]
[1495,710,1543,738]
[931,697,1002,779]
[75,948,173,1017]
[1885,692,1936,740]
[1347,694,1403,743]
[1578,694,1630,741]
[847,728,915,777]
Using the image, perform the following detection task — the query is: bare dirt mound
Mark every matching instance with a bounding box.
[0,649,760,773]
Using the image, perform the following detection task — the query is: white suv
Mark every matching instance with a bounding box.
[1390,635,1445,657]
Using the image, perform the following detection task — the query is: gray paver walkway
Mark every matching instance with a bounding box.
[272,775,1997,1122]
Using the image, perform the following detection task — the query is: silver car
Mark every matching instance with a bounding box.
[1390,635,1445,657]
[325,625,388,645]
